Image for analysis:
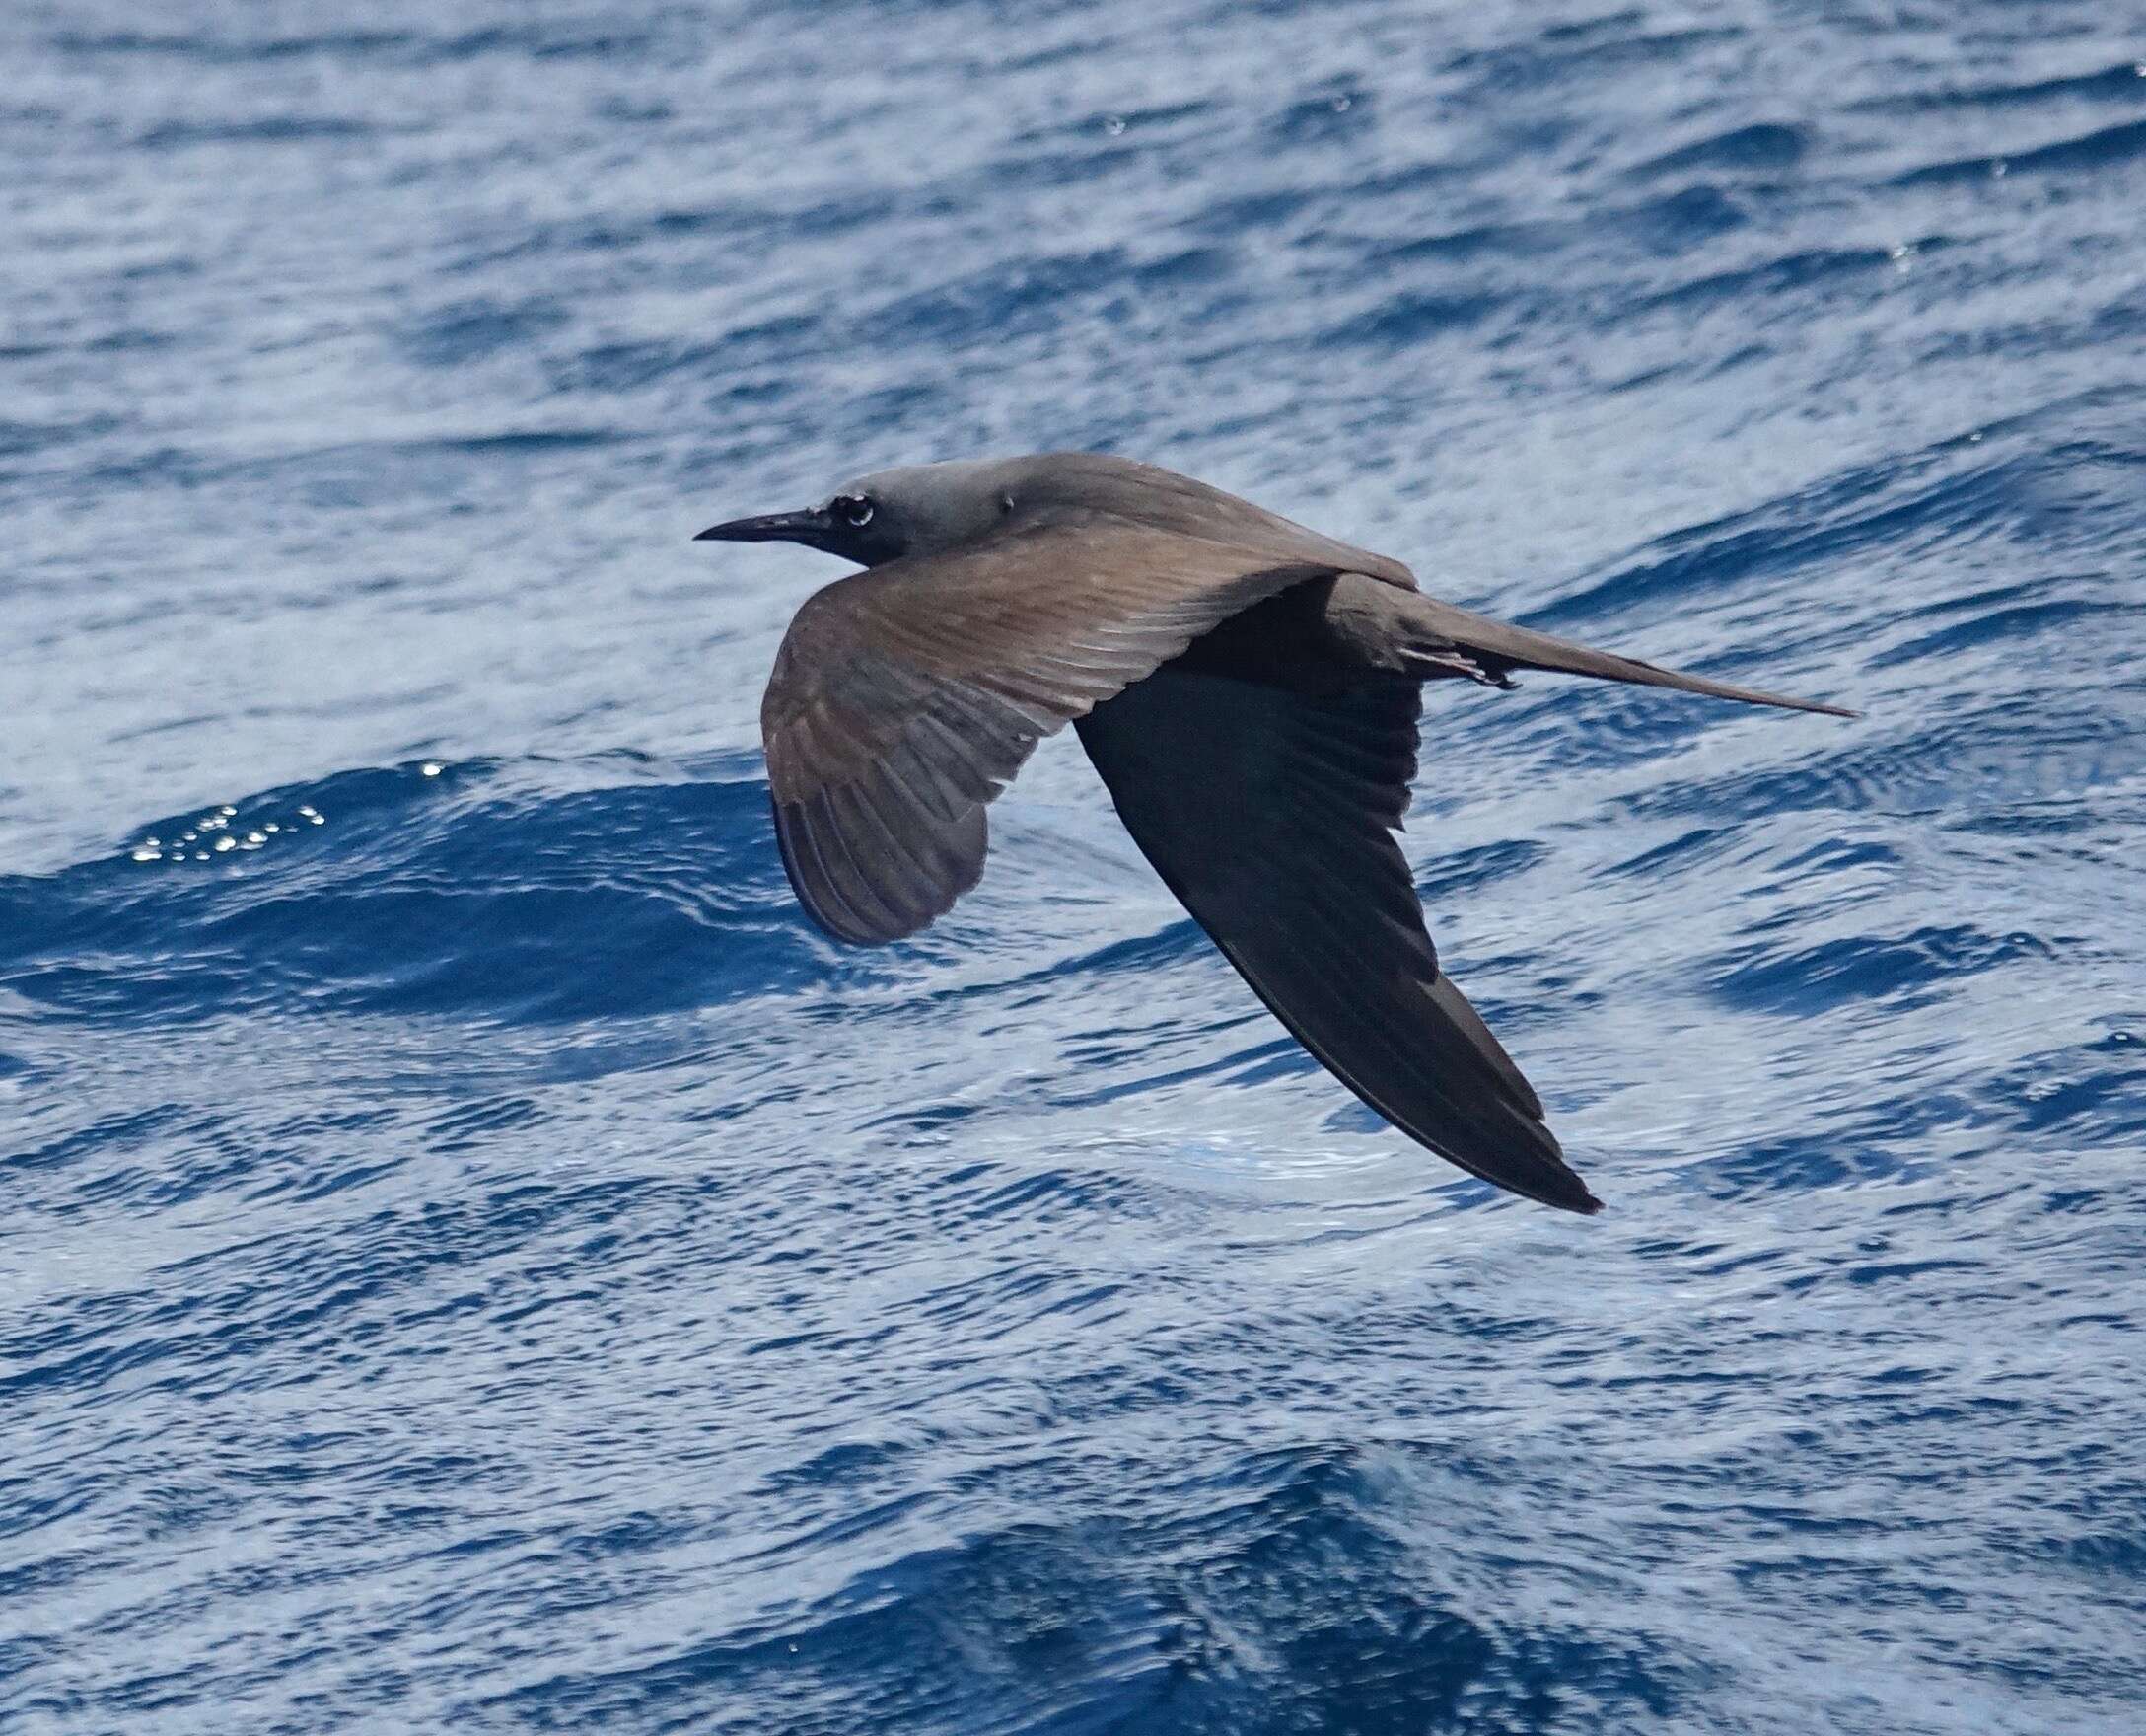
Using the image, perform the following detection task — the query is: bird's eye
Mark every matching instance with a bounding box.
[834,494,874,528]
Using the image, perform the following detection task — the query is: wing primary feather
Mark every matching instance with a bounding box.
[804,788,909,941]
[775,797,875,945]
[1217,911,1590,1212]
[829,779,939,928]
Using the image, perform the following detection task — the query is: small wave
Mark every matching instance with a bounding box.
[0,758,820,1029]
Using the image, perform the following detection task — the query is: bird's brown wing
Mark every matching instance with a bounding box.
[759,521,1340,943]
[1075,666,1600,1214]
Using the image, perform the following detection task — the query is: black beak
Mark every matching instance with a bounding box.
[692,506,833,546]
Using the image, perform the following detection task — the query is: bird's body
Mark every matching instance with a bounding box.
[698,453,1852,1213]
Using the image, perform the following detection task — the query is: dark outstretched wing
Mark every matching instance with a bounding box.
[1075,667,1600,1214]
[759,522,1354,943]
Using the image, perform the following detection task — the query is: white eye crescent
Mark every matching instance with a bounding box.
[834,494,874,528]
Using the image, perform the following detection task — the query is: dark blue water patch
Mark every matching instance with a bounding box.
[432,187,900,281]
[1766,837,1904,883]
[1368,217,1560,268]
[1710,925,2058,1017]
[1987,1029,2146,1139]
[1049,1021,1297,1113]
[1036,920,1212,985]
[1869,596,2135,668]
[1629,122,1810,180]
[59,1171,707,1374]
[159,428,627,514]
[1689,1136,1864,1201]
[1694,1096,1981,1200]
[1010,99,1213,149]
[2051,1531,2146,1578]
[1265,88,1374,147]
[0,759,823,1028]
[132,115,392,151]
[1605,183,1752,255]
[858,250,1134,349]
[1414,839,1549,908]
[1599,826,1735,884]
[422,20,687,61]
[1366,184,1755,291]
[398,299,572,368]
[1533,419,2095,635]
[651,189,913,245]
[474,1443,1701,1734]
[5,1104,194,1180]
[0,414,125,461]
[1625,695,2140,829]
[856,1100,985,1147]
[549,321,821,395]
[1853,61,2146,115]
[1635,245,1899,315]
[1125,245,1239,293]
[1470,679,1747,777]
[1443,23,1739,102]
[51,27,415,63]
[1180,186,1324,242]
[1895,117,2146,186]
[61,17,692,68]
[1325,289,1501,351]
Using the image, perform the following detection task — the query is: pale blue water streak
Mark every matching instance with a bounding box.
[4,2,2145,1732]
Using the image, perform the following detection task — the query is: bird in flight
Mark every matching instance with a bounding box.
[696,453,1851,1214]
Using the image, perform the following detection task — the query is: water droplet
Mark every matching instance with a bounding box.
[214,835,237,852]
[194,851,210,861]
[247,831,265,844]
[1104,115,1126,135]
[298,804,318,817]
[1331,95,1353,111]
[264,823,280,832]
[1990,159,2007,178]
[131,848,162,862]
[422,762,444,777]
[308,812,325,825]
[220,806,237,817]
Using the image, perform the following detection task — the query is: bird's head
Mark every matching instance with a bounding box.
[694,459,1023,568]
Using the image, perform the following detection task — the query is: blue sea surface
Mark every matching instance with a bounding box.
[6,2,2145,1730]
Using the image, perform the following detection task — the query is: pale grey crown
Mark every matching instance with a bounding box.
[827,459,1024,564]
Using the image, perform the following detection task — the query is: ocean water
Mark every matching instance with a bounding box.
[6,0,2145,1730]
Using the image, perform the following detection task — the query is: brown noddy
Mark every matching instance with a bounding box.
[696,453,1853,1214]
